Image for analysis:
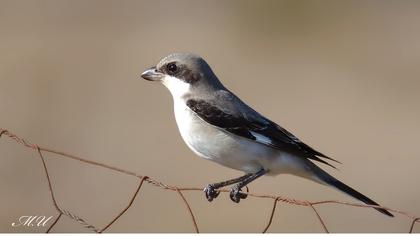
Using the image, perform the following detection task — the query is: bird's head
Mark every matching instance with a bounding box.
[141,53,223,98]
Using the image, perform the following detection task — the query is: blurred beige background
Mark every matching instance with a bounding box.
[1,0,419,233]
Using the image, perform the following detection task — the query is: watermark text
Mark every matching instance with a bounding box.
[12,215,53,227]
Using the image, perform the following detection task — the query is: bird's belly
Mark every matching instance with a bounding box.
[174,103,277,173]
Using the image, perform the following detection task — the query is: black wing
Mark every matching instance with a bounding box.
[186,99,340,168]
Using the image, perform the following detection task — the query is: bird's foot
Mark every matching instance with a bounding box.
[203,184,220,202]
[229,186,248,203]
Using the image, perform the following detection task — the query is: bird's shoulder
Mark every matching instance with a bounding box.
[185,90,287,141]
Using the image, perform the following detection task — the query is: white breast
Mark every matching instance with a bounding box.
[173,100,274,173]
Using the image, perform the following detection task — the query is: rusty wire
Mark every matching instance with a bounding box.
[1,128,419,233]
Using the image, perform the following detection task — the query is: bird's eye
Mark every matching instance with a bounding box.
[166,63,178,74]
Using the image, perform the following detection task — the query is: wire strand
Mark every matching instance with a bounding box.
[1,128,418,233]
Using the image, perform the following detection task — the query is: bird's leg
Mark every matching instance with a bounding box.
[204,173,253,202]
[230,169,268,203]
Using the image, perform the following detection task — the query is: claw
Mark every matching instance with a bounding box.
[203,184,220,202]
[229,187,248,203]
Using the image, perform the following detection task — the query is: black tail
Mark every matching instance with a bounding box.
[317,170,394,217]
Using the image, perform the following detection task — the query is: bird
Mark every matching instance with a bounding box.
[140,52,393,217]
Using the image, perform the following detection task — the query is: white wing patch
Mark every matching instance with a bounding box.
[250,131,274,146]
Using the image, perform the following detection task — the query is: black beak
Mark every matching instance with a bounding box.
[141,67,163,81]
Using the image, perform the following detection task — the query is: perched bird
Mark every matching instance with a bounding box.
[141,53,393,217]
